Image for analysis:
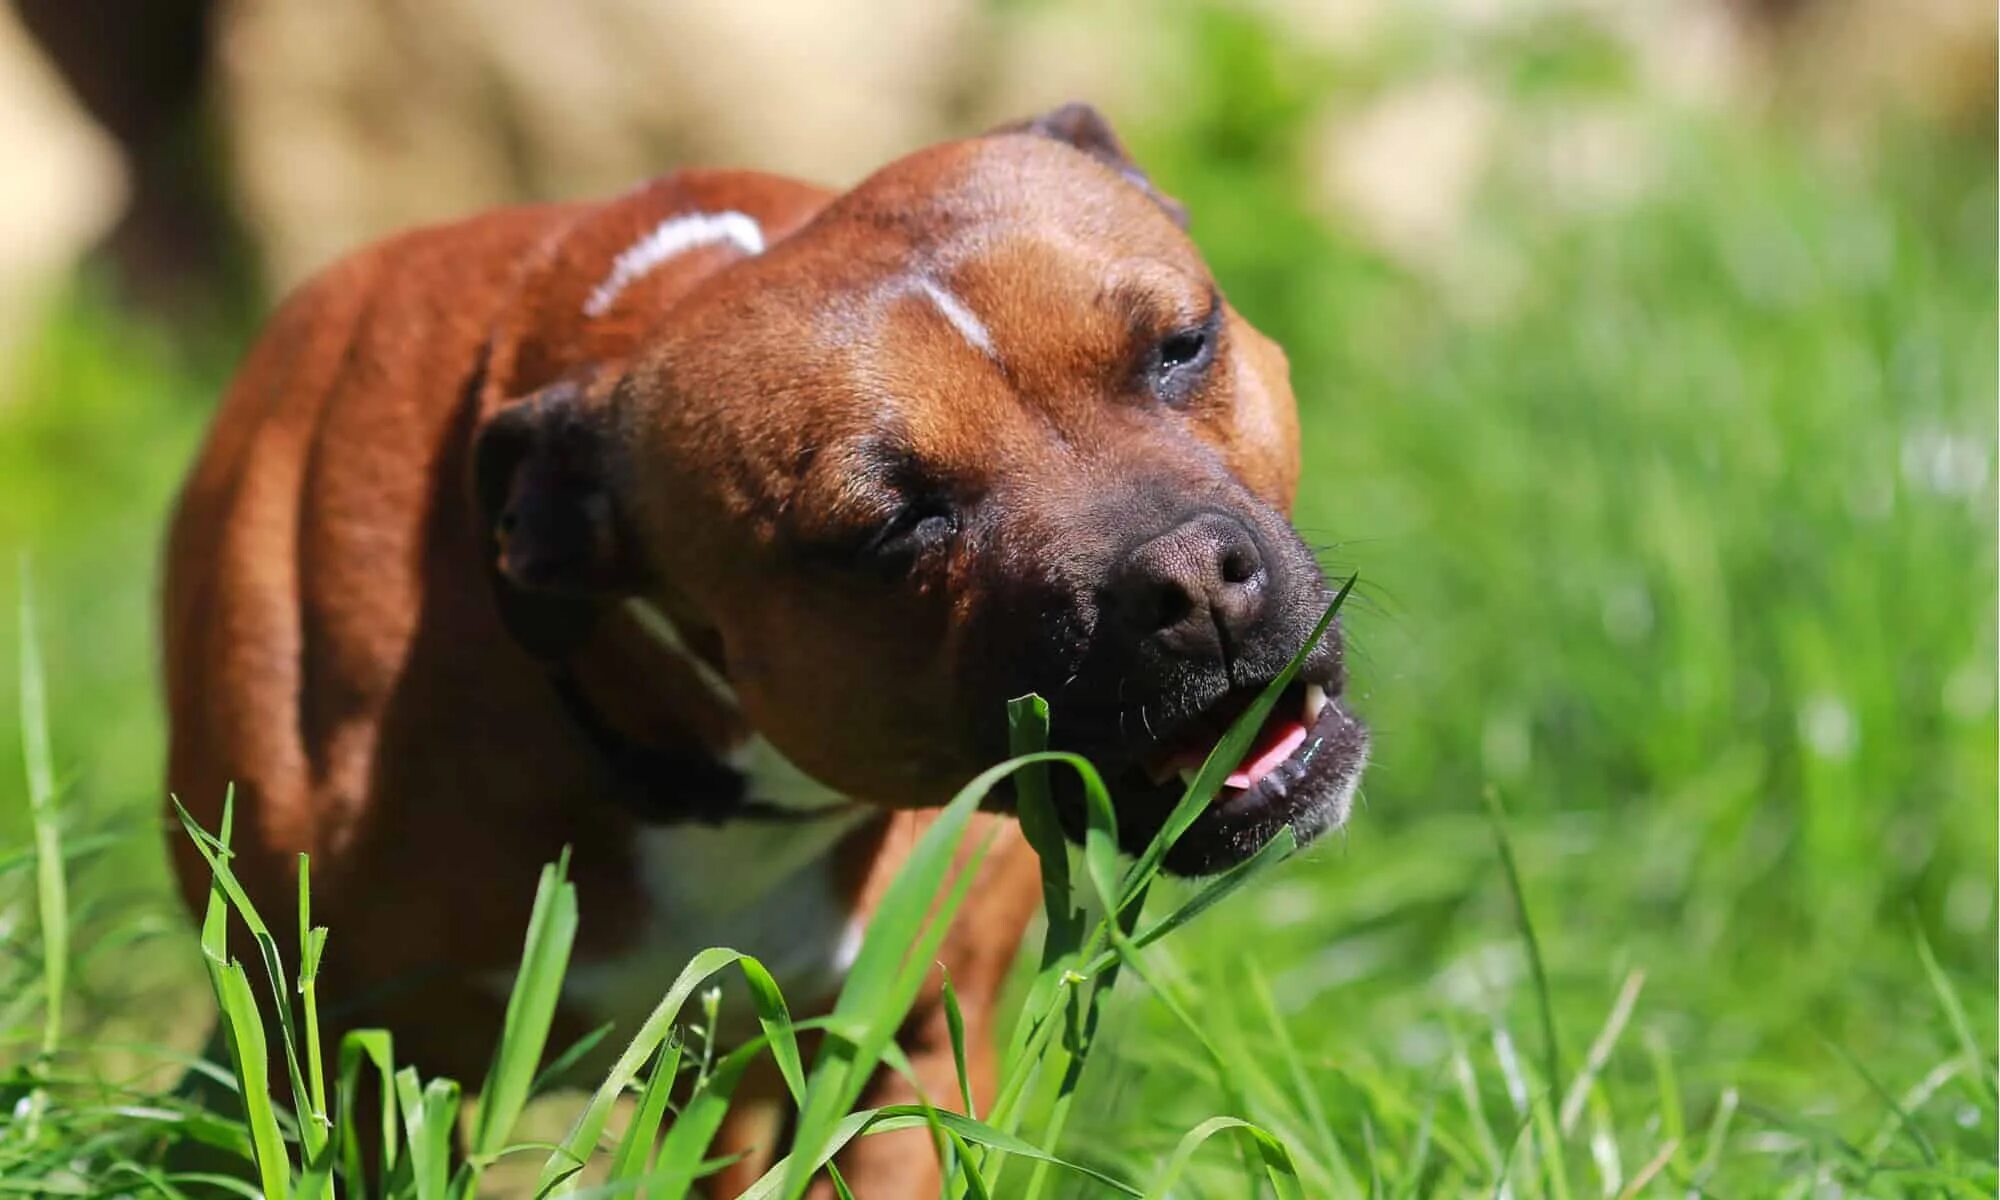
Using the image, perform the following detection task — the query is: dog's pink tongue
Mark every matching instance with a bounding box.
[1225,719,1308,791]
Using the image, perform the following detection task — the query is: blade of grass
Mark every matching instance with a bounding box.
[336,1029,397,1200]
[396,1068,461,1200]
[1013,881,1150,1200]
[1448,1025,1505,1182]
[1913,922,1996,1102]
[1007,694,1079,956]
[606,1032,682,1185]
[1530,1093,1573,1200]
[1823,1037,1938,1167]
[466,854,580,1192]
[173,799,323,1171]
[647,1034,770,1198]
[295,856,331,1198]
[216,962,291,1200]
[1142,1115,1304,1200]
[941,970,975,1119]
[1557,969,1644,1135]
[1692,1085,1737,1185]
[1613,1138,1679,1200]
[1247,960,1363,1193]
[1643,1028,1684,1164]
[1484,786,1563,1092]
[185,793,291,1198]
[529,1022,615,1100]
[1080,828,1297,976]
[16,558,66,1142]
[533,946,810,1197]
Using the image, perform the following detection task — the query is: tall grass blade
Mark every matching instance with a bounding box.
[336,1029,397,1200]
[1247,961,1362,1193]
[216,961,292,1200]
[1007,694,1078,954]
[1557,969,1644,1135]
[530,1022,616,1099]
[1142,1115,1304,1200]
[940,970,975,1119]
[1912,922,1996,1102]
[173,799,322,1170]
[467,854,580,1191]
[1483,786,1563,1090]
[534,945,810,1197]
[395,1068,460,1200]
[606,1032,682,1185]
[16,559,67,1142]
[294,856,332,1199]
[1823,1037,1938,1167]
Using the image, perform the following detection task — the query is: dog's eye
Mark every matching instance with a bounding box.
[1157,330,1207,371]
[858,495,957,574]
[1147,301,1220,406]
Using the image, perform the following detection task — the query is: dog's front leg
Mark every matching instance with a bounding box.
[807,998,986,1199]
[818,818,1041,1199]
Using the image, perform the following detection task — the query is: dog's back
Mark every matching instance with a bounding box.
[164,203,571,916]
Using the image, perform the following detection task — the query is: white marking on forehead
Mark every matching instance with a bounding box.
[916,277,997,361]
[584,210,766,318]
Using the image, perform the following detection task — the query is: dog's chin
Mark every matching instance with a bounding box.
[1049,675,1370,877]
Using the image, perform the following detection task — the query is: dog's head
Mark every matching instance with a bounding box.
[475,105,1367,874]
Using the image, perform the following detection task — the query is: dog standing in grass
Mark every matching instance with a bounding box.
[162,104,1368,1195]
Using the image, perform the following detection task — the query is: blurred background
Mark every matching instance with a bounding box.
[0,0,1992,1192]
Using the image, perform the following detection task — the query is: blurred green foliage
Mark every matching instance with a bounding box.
[0,1,1993,1192]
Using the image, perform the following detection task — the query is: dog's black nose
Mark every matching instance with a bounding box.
[1106,512,1268,661]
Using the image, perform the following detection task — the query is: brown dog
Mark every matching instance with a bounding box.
[162,104,1368,1195]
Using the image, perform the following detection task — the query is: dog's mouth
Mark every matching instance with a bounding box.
[1136,679,1335,793]
[1055,668,1369,876]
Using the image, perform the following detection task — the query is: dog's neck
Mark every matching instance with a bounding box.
[551,598,859,824]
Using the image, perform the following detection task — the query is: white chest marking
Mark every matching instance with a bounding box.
[583,210,766,318]
[917,277,997,361]
[554,597,869,1029]
[563,810,875,1033]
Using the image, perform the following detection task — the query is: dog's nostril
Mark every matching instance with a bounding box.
[1143,580,1194,632]
[1220,545,1258,585]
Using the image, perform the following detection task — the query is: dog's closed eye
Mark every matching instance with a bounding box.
[796,441,962,578]
[859,493,958,573]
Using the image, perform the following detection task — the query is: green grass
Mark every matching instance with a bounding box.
[0,8,1994,1195]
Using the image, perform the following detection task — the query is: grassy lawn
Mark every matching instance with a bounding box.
[0,14,1993,1198]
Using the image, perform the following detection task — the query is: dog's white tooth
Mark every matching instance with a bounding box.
[1304,684,1328,721]
[1178,767,1199,787]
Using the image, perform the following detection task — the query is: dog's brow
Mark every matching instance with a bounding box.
[1103,270,1216,334]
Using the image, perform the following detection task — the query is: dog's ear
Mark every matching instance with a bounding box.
[472,377,641,656]
[993,101,1188,229]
